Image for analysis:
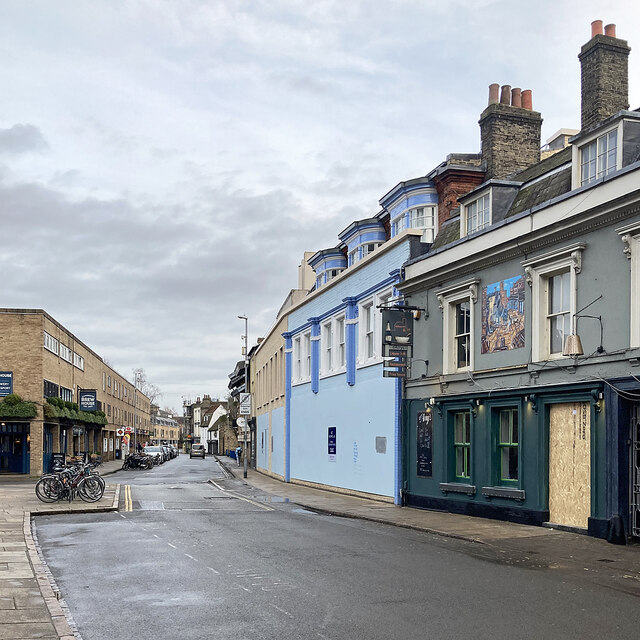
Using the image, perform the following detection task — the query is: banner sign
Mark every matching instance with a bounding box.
[328,426,336,462]
[0,371,13,396]
[78,389,97,411]
[382,309,413,349]
[417,411,433,477]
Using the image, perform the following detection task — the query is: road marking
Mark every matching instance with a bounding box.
[207,567,220,574]
[184,553,196,561]
[153,534,160,538]
[269,603,294,618]
[210,481,225,491]
[225,490,274,511]
[119,514,127,519]
[124,485,133,512]
[168,543,176,549]
[235,583,250,592]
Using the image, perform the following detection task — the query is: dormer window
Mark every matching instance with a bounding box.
[409,206,437,242]
[464,193,490,235]
[361,242,380,258]
[580,128,618,186]
[348,248,358,266]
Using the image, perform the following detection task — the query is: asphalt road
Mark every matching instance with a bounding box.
[35,455,639,640]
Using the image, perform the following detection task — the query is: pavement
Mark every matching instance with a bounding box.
[2,456,640,639]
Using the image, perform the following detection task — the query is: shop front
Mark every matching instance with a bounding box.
[0,422,30,474]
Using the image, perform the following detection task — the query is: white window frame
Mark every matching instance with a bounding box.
[409,205,438,243]
[461,191,491,237]
[618,223,640,348]
[348,248,358,266]
[321,320,333,375]
[523,244,584,361]
[43,332,59,355]
[359,298,375,364]
[573,123,622,188]
[73,352,84,370]
[59,343,73,363]
[438,280,479,375]
[303,332,311,379]
[336,315,346,369]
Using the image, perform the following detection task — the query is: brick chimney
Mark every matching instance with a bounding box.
[579,21,630,133]
[479,84,542,179]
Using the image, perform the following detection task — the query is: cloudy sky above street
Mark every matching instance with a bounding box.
[2,0,639,413]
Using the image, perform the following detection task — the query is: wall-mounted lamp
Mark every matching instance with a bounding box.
[428,397,436,406]
[525,393,538,412]
[591,389,604,413]
[413,309,422,321]
[562,296,604,358]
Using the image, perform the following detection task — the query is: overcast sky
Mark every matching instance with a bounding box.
[2,0,639,414]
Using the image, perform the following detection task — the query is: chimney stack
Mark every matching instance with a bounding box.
[579,20,630,132]
[479,84,542,180]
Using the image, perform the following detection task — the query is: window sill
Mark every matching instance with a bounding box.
[481,486,525,501]
[356,358,382,370]
[439,482,476,496]
[319,368,346,380]
[291,379,311,388]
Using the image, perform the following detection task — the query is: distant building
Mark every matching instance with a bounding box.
[0,308,150,474]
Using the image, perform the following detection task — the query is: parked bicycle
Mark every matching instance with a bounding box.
[121,452,154,470]
[35,461,105,503]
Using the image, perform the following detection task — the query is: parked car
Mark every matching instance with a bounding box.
[169,445,179,458]
[190,444,205,459]
[161,445,171,461]
[144,446,165,464]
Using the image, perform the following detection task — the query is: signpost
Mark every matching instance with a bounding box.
[239,392,252,416]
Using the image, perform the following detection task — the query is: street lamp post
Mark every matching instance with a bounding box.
[238,315,249,479]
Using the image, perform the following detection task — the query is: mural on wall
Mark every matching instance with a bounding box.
[481,276,526,353]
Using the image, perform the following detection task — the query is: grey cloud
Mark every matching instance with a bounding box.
[0,124,48,154]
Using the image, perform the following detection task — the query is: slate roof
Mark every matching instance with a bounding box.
[507,166,572,217]
[431,214,460,250]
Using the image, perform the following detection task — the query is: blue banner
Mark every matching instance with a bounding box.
[0,371,13,397]
[79,389,97,411]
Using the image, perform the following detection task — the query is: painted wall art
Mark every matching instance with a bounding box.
[481,275,526,353]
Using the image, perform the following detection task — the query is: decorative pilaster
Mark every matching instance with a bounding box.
[282,331,292,482]
[344,297,358,386]
[309,318,321,394]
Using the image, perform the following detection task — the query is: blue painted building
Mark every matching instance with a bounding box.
[281,202,431,502]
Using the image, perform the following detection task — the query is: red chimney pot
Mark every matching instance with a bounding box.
[511,88,522,108]
[591,20,603,38]
[522,90,533,110]
[604,23,616,37]
[488,83,500,105]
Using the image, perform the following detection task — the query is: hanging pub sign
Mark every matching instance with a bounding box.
[381,308,413,350]
[382,308,413,378]
[78,389,98,412]
[0,371,13,396]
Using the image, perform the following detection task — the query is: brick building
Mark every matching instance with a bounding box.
[0,309,151,475]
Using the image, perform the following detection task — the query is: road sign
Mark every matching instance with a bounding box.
[116,428,125,437]
[383,369,406,378]
[236,417,247,429]
[239,393,252,415]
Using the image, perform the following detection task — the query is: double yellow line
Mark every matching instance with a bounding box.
[124,484,133,511]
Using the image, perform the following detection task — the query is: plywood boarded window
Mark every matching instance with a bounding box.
[548,402,591,528]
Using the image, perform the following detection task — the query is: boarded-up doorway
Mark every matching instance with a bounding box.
[548,402,591,528]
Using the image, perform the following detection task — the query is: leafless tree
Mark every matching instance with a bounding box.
[132,367,161,405]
